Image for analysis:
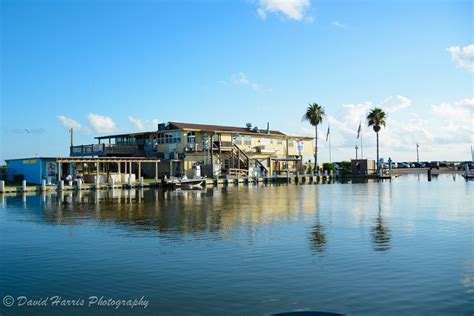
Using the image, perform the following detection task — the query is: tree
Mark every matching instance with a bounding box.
[366,107,387,174]
[302,103,325,170]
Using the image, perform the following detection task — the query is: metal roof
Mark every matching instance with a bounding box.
[168,122,287,136]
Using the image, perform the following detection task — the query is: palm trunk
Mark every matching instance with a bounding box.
[376,131,379,173]
[314,125,318,171]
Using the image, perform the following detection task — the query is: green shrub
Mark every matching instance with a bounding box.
[341,161,351,173]
[322,163,336,172]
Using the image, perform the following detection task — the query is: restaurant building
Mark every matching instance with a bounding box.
[70,121,314,178]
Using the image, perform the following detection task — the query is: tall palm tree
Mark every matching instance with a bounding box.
[366,107,387,173]
[303,103,325,170]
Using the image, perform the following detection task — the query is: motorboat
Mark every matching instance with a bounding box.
[162,175,206,189]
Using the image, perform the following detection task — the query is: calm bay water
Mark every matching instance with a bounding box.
[1,174,473,315]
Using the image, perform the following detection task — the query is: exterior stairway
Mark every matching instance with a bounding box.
[212,143,268,177]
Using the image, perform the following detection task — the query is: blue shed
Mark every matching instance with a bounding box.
[6,157,60,185]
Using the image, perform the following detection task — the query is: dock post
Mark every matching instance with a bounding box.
[41,179,46,191]
[57,180,64,191]
[76,179,82,190]
[427,169,432,181]
[273,171,277,184]
[0,180,4,193]
[140,176,144,187]
[22,180,27,192]
[95,176,100,190]
[111,177,115,189]
[465,163,469,178]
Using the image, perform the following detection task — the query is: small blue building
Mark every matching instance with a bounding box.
[6,157,62,185]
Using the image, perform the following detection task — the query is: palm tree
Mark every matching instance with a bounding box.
[303,103,325,170]
[366,107,387,173]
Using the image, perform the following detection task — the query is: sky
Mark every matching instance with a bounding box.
[1,0,473,163]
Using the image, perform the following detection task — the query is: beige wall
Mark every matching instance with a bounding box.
[152,129,313,175]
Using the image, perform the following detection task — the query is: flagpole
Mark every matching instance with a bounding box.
[360,123,364,159]
[329,131,332,163]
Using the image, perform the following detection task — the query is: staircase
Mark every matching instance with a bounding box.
[211,143,269,177]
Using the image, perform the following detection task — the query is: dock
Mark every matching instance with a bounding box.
[0,174,342,195]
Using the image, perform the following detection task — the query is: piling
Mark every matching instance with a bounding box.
[57,180,64,191]
[427,169,432,181]
[22,180,27,192]
[0,180,4,193]
[139,177,144,187]
[41,179,46,191]
[76,179,82,190]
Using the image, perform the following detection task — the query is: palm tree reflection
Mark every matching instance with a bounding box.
[310,217,326,253]
[371,205,391,252]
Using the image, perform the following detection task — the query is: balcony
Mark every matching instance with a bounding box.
[70,144,143,157]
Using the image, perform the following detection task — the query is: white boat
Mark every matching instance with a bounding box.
[162,175,205,189]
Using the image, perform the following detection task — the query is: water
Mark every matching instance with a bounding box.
[0,174,473,315]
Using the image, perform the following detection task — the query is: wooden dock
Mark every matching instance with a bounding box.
[0,175,340,195]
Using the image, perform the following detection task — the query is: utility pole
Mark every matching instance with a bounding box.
[355,145,358,160]
[416,143,420,163]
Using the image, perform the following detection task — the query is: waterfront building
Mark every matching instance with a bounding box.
[70,121,314,177]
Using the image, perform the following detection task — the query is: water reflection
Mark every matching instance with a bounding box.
[371,206,391,252]
[309,220,327,253]
[370,186,391,252]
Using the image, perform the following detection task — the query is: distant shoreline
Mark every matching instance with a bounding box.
[392,168,463,174]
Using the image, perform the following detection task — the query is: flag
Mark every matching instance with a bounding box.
[356,122,361,139]
[326,125,330,142]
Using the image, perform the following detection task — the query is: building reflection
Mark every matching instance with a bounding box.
[3,186,320,237]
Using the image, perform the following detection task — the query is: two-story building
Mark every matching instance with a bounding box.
[71,121,314,178]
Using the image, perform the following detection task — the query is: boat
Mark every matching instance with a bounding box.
[162,175,206,189]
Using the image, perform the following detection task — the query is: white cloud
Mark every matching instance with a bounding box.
[447,44,474,71]
[291,96,473,161]
[128,116,160,131]
[431,98,474,144]
[87,113,117,134]
[381,95,412,114]
[128,116,145,131]
[256,0,311,21]
[331,21,346,28]
[225,72,272,93]
[57,115,81,130]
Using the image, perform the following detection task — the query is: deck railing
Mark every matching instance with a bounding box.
[70,144,141,157]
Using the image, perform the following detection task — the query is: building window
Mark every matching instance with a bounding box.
[277,139,283,145]
[157,131,181,144]
[187,132,196,143]
[233,134,242,145]
[288,139,294,147]
[244,136,251,145]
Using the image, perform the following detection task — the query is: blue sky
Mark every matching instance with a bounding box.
[1,0,473,162]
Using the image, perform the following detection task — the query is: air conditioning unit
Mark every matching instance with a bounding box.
[158,123,168,131]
